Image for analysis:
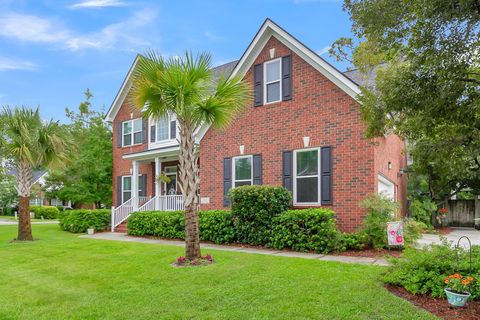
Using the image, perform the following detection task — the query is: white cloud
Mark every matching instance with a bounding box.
[317,46,331,56]
[70,0,127,9]
[0,13,69,44]
[0,9,157,51]
[0,56,37,71]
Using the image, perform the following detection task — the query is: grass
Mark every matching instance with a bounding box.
[0,225,436,320]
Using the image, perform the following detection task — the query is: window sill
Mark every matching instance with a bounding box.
[121,142,144,149]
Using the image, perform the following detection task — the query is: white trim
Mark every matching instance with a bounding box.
[232,155,253,188]
[148,114,179,150]
[229,19,360,100]
[263,57,282,104]
[122,118,143,147]
[122,145,180,161]
[293,147,321,206]
[122,174,143,204]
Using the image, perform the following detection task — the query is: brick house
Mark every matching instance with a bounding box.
[105,19,407,232]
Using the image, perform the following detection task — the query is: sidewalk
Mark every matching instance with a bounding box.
[0,220,59,225]
[81,232,390,266]
[418,227,480,247]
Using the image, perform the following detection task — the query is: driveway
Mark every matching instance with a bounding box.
[418,227,480,247]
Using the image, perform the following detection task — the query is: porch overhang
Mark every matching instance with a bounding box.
[122,146,180,161]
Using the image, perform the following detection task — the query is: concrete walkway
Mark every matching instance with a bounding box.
[81,232,390,266]
[418,227,480,247]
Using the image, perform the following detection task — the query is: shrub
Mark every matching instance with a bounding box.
[359,194,400,249]
[59,209,110,233]
[269,208,341,253]
[127,210,235,244]
[230,185,291,245]
[55,206,65,212]
[127,211,185,239]
[383,239,480,299]
[30,205,59,219]
[341,232,369,251]
[199,210,235,244]
[410,198,436,226]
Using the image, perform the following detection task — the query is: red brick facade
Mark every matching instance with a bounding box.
[110,34,407,232]
[198,36,407,232]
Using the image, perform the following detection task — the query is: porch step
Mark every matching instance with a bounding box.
[114,221,128,233]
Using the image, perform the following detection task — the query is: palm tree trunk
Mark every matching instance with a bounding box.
[16,160,33,241]
[18,196,33,241]
[178,121,201,260]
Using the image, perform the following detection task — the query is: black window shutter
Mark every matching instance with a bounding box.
[170,120,176,140]
[150,124,156,142]
[223,157,232,207]
[142,119,147,143]
[282,55,292,101]
[117,123,122,147]
[252,154,262,185]
[116,176,122,206]
[282,151,293,192]
[254,63,263,107]
[140,174,147,197]
[321,147,333,205]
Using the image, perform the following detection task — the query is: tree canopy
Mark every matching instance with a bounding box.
[44,90,112,208]
[331,0,480,200]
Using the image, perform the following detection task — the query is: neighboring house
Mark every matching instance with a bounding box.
[105,19,407,232]
[6,169,68,207]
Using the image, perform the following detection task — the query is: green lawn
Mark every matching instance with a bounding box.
[0,225,436,320]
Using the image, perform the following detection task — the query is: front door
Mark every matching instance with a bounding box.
[163,166,177,195]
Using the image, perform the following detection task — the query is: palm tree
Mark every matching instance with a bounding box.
[0,107,70,240]
[131,52,250,260]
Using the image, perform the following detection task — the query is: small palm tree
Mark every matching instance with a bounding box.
[0,107,70,240]
[132,51,250,260]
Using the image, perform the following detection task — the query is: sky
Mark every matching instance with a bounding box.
[0,0,353,123]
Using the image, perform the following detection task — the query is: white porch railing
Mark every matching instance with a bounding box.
[111,195,185,231]
[111,197,135,231]
[158,195,184,211]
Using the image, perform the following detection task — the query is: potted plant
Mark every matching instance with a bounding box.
[87,227,95,235]
[444,273,475,307]
[436,207,449,227]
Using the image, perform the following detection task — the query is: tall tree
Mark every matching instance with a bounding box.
[131,52,250,260]
[331,0,480,200]
[0,107,69,240]
[43,90,112,208]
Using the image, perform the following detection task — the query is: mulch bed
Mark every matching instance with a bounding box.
[385,284,480,320]
[332,248,403,258]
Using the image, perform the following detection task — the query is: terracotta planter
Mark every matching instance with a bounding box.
[445,288,470,307]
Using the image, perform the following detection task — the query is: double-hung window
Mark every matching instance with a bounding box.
[264,58,282,104]
[294,148,320,205]
[150,115,176,144]
[122,118,142,146]
[156,116,169,141]
[122,175,143,202]
[233,155,253,187]
[122,176,132,203]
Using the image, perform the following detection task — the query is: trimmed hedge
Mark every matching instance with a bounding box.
[59,209,110,233]
[128,207,342,253]
[127,210,235,244]
[30,205,59,219]
[270,209,341,253]
[230,185,291,245]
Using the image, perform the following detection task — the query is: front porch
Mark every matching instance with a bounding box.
[111,146,185,231]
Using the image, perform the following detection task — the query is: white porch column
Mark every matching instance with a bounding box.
[132,160,139,211]
[155,157,161,210]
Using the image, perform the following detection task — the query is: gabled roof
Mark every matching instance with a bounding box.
[105,58,239,122]
[8,169,48,185]
[229,18,361,100]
